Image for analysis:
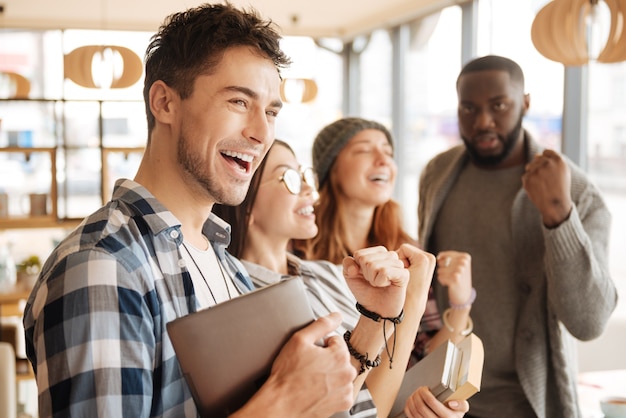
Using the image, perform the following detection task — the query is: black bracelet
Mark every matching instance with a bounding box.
[343,330,381,375]
[356,302,404,324]
[355,302,404,369]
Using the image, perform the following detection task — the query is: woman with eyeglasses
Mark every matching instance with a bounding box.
[213,140,469,417]
[292,117,475,375]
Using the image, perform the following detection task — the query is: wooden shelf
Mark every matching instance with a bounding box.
[1,99,145,230]
[0,147,58,228]
[0,217,82,230]
[15,358,35,381]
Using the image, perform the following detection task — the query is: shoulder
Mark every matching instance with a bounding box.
[33,195,182,310]
[242,259,282,288]
[420,144,467,189]
[423,144,465,172]
[51,200,174,273]
[299,258,343,278]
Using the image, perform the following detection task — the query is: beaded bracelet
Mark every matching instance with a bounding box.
[449,287,476,310]
[343,330,381,375]
[442,308,474,336]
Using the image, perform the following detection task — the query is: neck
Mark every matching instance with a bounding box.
[241,232,290,275]
[135,142,214,244]
[183,230,210,250]
[339,202,375,253]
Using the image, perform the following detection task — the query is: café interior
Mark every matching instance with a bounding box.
[1,0,625,416]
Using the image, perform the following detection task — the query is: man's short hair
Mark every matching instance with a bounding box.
[457,55,525,90]
[143,2,291,136]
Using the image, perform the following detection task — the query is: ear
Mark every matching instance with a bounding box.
[247,212,255,226]
[522,93,530,116]
[149,80,178,125]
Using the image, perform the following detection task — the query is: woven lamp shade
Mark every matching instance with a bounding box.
[0,72,31,98]
[280,78,318,103]
[64,45,143,89]
[531,0,626,65]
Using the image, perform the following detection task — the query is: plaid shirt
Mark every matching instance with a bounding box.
[23,179,253,418]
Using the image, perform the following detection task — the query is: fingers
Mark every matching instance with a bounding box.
[395,245,436,303]
[438,254,452,268]
[524,152,548,174]
[404,386,434,418]
[298,312,343,345]
[269,312,356,416]
[436,251,473,306]
[342,256,360,280]
[343,246,388,280]
[523,149,563,175]
[436,251,471,272]
[397,244,436,292]
[396,243,436,269]
[349,246,407,288]
[447,400,470,413]
[405,387,469,418]
[542,148,560,159]
[521,149,572,227]
[352,245,388,257]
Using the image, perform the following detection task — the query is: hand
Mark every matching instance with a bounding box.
[343,246,409,318]
[258,313,356,417]
[404,386,469,418]
[521,149,572,228]
[436,251,472,308]
[397,243,436,309]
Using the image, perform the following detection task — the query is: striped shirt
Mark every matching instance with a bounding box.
[244,254,378,418]
[23,179,253,417]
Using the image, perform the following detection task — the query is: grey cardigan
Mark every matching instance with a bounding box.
[417,131,618,418]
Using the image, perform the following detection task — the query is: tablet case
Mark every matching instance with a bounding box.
[167,277,316,417]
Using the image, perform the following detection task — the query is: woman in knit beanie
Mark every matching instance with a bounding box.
[292,117,475,366]
[293,117,412,262]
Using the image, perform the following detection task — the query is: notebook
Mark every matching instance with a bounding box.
[167,277,316,417]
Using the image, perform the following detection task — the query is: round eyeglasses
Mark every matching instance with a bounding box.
[279,166,318,195]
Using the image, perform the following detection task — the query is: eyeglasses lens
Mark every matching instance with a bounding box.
[302,167,318,190]
[281,167,319,195]
[282,169,301,194]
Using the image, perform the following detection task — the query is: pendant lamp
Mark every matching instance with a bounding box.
[531,0,626,66]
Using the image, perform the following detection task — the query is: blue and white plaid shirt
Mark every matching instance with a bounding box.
[23,179,253,417]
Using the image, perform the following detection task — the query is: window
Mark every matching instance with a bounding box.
[0,29,149,222]
[588,61,626,313]
[275,37,343,166]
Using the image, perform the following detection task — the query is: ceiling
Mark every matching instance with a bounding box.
[0,0,466,40]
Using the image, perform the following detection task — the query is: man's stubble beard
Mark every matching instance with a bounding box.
[177,133,249,206]
[462,109,524,167]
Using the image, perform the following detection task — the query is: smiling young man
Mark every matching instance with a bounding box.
[418,55,617,418]
[23,4,357,417]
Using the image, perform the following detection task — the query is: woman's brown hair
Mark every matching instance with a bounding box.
[292,143,415,264]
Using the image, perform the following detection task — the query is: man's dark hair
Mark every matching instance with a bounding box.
[457,55,525,90]
[143,2,292,138]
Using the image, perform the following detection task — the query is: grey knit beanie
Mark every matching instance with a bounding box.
[312,117,393,187]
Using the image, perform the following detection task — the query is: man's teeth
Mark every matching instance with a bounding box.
[222,150,254,162]
[297,206,314,215]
